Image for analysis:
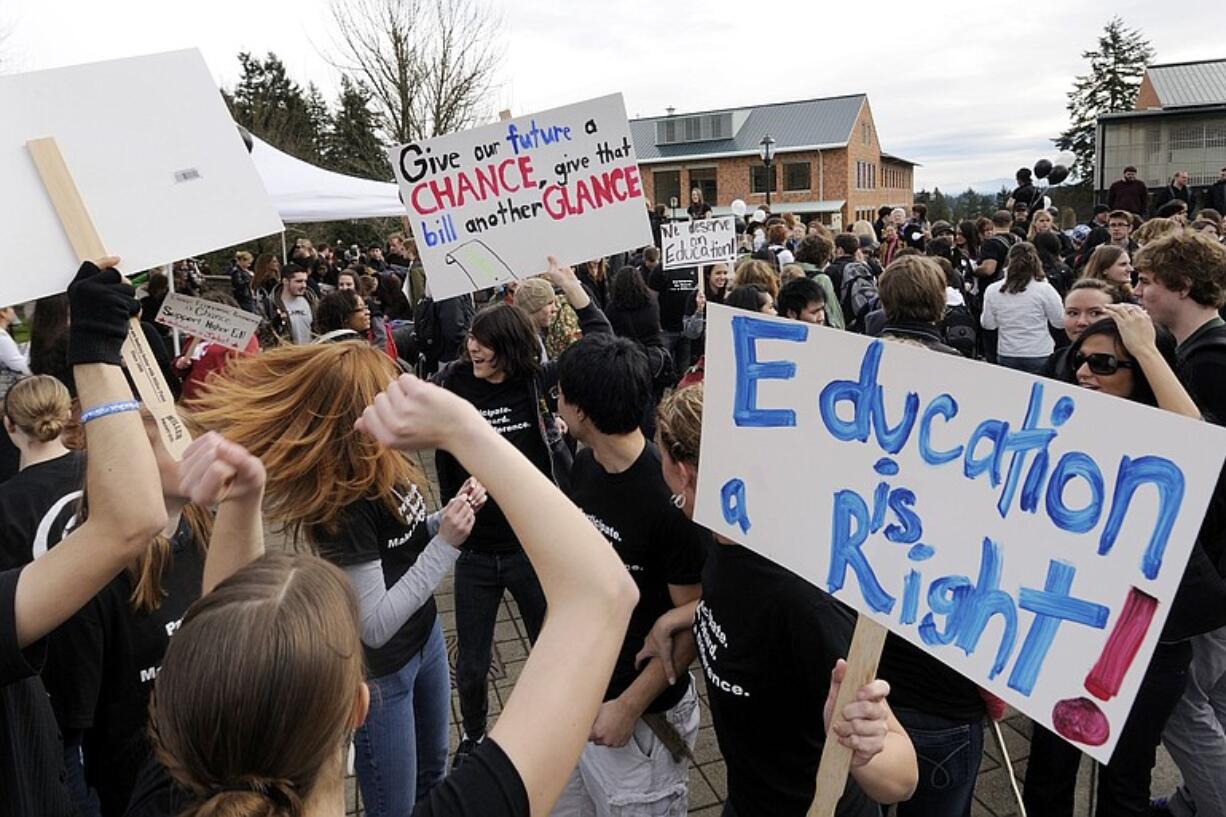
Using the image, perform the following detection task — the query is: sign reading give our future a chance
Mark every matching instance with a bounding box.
[695,304,1226,763]
[388,94,652,301]
[661,216,736,270]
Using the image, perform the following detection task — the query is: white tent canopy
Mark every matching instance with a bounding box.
[248,135,404,224]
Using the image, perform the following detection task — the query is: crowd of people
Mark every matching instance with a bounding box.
[1,168,1226,817]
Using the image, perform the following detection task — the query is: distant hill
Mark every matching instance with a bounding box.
[966,178,1015,194]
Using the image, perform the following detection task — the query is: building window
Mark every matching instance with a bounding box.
[688,167,717,205]
[784,162,810,192]
[855,161,877,191]
[750,165,776,194]
[861,122,871,145]
[654,170,681,211]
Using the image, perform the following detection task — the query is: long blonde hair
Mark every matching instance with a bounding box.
[188,342,421,543]
[150,553,363,817]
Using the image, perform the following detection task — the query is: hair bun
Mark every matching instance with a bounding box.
[32,417,65,443]
[196,778,298,817]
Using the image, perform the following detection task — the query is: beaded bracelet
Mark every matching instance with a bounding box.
[79,400,141,424]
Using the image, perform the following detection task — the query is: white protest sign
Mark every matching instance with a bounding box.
[661,216,736,269]
[155,293,261,351]
[695,304,1226,763]
[0,49,283,305]
[388,94,652,300]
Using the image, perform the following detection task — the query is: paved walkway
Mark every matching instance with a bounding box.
[329,452,1183,816]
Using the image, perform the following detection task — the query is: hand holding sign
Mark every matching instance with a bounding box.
[823,659,893,768]
[66,260,140,366]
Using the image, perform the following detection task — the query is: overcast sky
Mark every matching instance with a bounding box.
[1,0,1213,192]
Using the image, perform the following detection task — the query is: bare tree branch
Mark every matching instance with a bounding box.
[327,0,503,143]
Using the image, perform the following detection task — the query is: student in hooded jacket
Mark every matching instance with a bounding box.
[638,386,917,816]
[140,373,639,817]
[188,340,482,817]
[0,375,84,569]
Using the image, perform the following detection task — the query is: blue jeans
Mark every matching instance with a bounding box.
[997,355,1048,374]
[890,709,983,817]
[353,619,451,817]
[455,548,547,738]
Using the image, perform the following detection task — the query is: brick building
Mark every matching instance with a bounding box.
[1096,59,1226,200]
[629,94,916,229]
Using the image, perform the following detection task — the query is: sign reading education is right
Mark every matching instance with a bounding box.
[388,94,652,301]
[695,304,1226,763]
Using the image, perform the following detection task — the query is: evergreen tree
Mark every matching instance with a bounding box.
[305,82,332,160]
[228,52,322,162]
[928,187,952,223]
[1055,17,1154,186]
[325,76,392,180]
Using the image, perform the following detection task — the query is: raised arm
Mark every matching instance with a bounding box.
[1105,303,1201,420]
[176,431,268,595]
[14,260,167,647]
[357,375,638,815]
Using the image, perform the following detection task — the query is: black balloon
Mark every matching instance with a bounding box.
[1034,159,1053,180]
[1048,164,1070,186]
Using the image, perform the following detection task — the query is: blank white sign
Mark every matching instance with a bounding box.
[0,49,283,305]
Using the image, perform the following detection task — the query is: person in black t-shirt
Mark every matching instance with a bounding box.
[145,374,639,817]
[549,335,706,816]
[0,259,200,817]
[41,409,226,817]
[640,386,917,817]
[188,339,485,817]
[432,259,612,766]
[0,374,83,570]
[687,188,712,221]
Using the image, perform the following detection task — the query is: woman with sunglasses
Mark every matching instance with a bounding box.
[1025,303,1216,816]
[432,257,611,768]
[1042,278,1122,380]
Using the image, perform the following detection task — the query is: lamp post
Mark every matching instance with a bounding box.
[759,134,776,209]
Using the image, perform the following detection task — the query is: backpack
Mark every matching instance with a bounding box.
[839,262,879,334]
[940,304,978,358]
[409,296,441,371]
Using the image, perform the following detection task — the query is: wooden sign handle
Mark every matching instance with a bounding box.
[808,615,889,817]
[26,137,192,460]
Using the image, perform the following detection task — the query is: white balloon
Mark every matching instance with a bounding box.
[730,199,747,217]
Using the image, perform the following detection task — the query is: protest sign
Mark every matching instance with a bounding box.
[661,216,736,270]
[695,304,1226,763]
[0,49,283,305]
[156,292,261,351]
[388,94,652,300]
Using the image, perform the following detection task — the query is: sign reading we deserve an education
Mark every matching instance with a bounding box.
[661,216,736,270]
[695,304,1226,763]
[388,94,652,301]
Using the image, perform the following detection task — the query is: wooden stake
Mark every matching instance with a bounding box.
[26,137,192,459]
[807,615,889,817]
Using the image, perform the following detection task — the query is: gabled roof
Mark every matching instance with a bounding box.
[629,94,866,163]
[1145,59,1226,108]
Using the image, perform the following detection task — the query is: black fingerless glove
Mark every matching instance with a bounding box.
[67,261,140,366]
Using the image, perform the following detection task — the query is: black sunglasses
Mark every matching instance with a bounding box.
[1073,352,1135,376]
